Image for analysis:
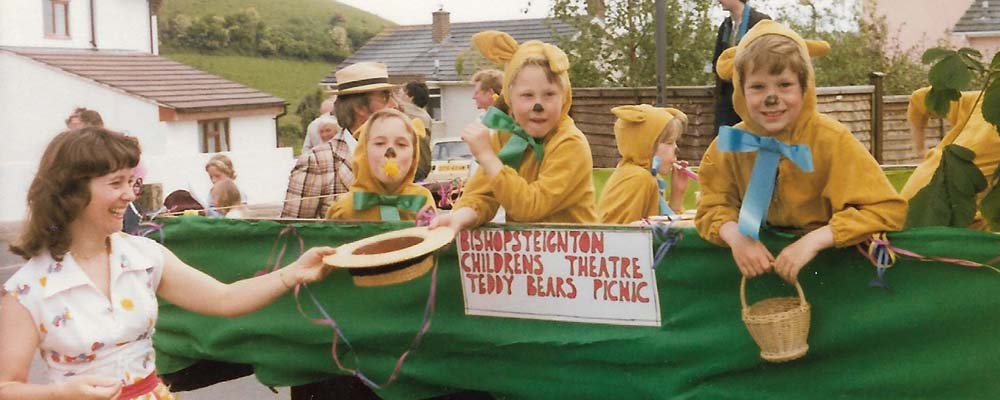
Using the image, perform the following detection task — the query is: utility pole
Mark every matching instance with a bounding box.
[655,0,667,106]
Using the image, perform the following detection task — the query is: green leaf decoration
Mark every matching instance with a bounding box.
[929,53,973,90]
[957,47,983,61]
[925,86,961,118]
[907,144,988,228]
[991,51,1000,69]
[982,181,1000,231]
[982,83,1000,134]
[922,47,956,65]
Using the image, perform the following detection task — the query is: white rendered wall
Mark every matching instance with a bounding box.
[94,0,154,52]
[439,84,479,139]
[0,0,153,52]
[0,53,292,221]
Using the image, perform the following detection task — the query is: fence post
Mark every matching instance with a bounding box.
[869,71,886,163]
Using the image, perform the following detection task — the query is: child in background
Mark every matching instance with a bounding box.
[325,108,435,221]
[431,30,598,230]
[210,178,245,218]
[696,21,907,283]
[599,105,691,224]
[204,154,246,204]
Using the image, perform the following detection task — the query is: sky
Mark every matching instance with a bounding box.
[336,0,556,25]
[335,0,857,31]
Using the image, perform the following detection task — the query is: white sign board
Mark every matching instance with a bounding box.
[456,227,660,326]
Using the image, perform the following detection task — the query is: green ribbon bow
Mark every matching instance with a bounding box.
[353,192,427,221]
[481,106,545,169]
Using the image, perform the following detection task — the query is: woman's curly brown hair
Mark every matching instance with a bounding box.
[10,127,140,261]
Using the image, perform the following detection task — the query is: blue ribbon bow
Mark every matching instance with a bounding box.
[717,126,814,240]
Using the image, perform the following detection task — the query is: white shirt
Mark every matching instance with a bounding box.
[3,233,164,385]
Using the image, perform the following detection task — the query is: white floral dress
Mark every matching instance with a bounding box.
[3,233,175,399]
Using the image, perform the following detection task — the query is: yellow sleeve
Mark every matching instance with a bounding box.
[824,133,908,247]
[599,167,659,224]
[324,194,353,220]
[489,134,594,222]
[453,163,503,227]
[694,139,742,246]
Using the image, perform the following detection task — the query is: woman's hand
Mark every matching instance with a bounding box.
[429,207,479,232]
[57,375,121,400]
[283,246,337,287]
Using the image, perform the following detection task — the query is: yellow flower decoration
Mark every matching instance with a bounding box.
[383,159,400,178]
[39,276,47,287]
[120,298,134,311]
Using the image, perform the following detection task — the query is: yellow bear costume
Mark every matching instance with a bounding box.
[900,87,999,230]
[451,30,598,226]
[696,21,907,247]
[599,105,687,224]
[325,115,435,221]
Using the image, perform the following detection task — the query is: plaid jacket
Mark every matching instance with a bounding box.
[280,135,353,218]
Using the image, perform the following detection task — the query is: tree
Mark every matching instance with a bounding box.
[551,0,714,87]
[550,0,926,94]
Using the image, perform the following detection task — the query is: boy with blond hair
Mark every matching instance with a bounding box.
[696,21,907,283]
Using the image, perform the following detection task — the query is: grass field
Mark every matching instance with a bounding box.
[163,52,335,152]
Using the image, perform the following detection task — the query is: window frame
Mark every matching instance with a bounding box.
[199,119,231,153]
[43,0,71,39]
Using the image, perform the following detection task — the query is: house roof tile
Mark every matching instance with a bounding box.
[321,18,575,86]
[1,47,285,114]
[954,1,1000,33]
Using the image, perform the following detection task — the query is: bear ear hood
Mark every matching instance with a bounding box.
[715,20,829,138]
[611,104,686,169]
[472,30,573,121]
[350,116,422,195]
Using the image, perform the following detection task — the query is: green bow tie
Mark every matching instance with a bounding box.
[481,107,545,169]
[353,192,427,221]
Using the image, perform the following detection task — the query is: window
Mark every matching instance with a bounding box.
[43,0,70,38]
[200,119,231,153]
[428,88,442,120]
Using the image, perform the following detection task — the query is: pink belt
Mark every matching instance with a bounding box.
[119,371,162,400]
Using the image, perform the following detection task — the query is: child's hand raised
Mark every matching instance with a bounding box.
[774,226,834,283]
[461,120,495,160]
[462,121,503,177]
[719,222,774,278]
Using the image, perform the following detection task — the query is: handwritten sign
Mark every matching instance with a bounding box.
[456,227,660,327]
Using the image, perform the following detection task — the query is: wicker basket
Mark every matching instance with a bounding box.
[740,276,810,362]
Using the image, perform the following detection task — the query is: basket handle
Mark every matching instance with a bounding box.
[740,275,807,311]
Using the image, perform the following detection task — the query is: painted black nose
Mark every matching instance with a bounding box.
[532,103,544,112]
[385,147,396,158]
[764,94,778,106]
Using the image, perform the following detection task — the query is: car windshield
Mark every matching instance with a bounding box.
[433,141,473,161]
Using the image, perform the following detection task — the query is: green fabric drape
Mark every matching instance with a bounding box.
[154,217,1000,399]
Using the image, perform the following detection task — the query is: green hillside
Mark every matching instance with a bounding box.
[159,0,392,38]
[163,53,334,152]
[158,1,394,153]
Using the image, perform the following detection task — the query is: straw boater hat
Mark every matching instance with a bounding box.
[323,226,456,287]
[333,62,397,96]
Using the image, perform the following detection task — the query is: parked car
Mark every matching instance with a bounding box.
[423,138,477,209]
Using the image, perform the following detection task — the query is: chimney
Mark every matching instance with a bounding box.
[432,9,450,43]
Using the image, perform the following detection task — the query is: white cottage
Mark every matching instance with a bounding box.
[0,0,293,222]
